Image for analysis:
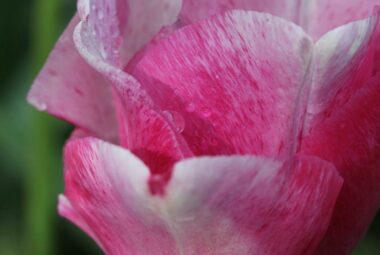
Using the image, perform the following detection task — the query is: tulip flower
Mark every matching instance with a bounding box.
[28,0,380,254]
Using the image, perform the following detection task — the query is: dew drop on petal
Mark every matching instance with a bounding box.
[186,102,195,113]
[97,11,104,20]
[36,102,47,111]
[175,215,195,223]
[163,110,185,133]
[201,108,211,118]
[210,138,218,146]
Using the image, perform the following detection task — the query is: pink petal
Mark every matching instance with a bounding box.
[114,81,192,185]
[304,12,380,132]
[304,0,380,39]
[61,137,342,254]
[180,0,301,25]
[181,0,380,41]
[73,1,191,179]
[166,154,342,254]
[58,195,101,249]
[61,137,177,255]
[132,10,313,157]
[27,15,118,142]
[300,13,380,253]
[78,0,181,66]
[302,72,380,254]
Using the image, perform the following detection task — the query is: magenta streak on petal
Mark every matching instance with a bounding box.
[133,10,313,157]
[62,138,178,255]
[61,137,342,254]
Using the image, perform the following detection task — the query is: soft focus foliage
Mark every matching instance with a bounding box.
[0,0,379,254]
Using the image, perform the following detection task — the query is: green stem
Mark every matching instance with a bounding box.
[25,0,60,254]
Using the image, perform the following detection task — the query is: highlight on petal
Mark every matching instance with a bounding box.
[61,137,343,255]
[27,15,118,142]
[133,10,313,157]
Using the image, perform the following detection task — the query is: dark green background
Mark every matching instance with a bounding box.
[0,0,378,254]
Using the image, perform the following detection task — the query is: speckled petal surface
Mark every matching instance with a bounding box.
[61,138,177,255]
[60,137,342,255]
[133,10,313,157]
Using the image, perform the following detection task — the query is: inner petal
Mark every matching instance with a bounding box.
[132,10,313,157]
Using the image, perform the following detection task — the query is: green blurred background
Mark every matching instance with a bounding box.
[0,0,379,254]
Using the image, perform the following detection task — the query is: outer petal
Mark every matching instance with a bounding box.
[302,72,380,254]
[61,137,177,255]
[60,137,343,255]
[165,155,342,254]
[27,15,118,142]
[300,14,380,254]
[74,0,191,178]
[133,10,313,157]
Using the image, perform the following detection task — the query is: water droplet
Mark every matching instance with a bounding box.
[210,138,218,146]
[201,108,211,118]
[99,45,108,59]
[97,11,104,20]
[186,103,196,113]
[175,215,195,223]
[36,102,47,111]
[163,111,185,133]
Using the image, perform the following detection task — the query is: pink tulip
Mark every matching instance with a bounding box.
[28,0,380,254]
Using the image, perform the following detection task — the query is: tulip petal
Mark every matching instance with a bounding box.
[300,14,380,254]
[78,0,181,66]
[181,0,380,41]
[61,137,342,254]
[27,15,118,142]
[304,0,380,39]
[133,10,313,157]
[304,13,379,131]
[166,154,342,254]
[302,72,380,254]
[73,0,192,177]
[180,0,301,25]
[61,137,177,255]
